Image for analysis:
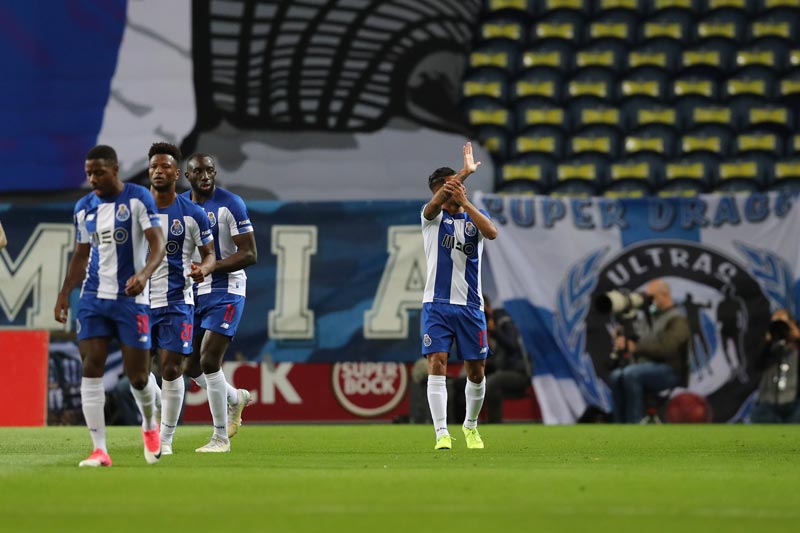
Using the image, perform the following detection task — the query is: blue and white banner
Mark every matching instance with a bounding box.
[476,191,800,424]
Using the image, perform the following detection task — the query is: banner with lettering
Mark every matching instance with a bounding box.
[475,191,800,424]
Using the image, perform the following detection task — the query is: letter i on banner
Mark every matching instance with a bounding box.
[268,225,317,340]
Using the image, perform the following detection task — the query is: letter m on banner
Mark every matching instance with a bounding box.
[0,223,74,329]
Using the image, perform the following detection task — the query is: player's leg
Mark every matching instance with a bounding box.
[76,299,115,467]
[456,306,488,448]
[118,302,161,463]
[422,303,454,449]
[195,329,233,451]
[154,305,193,453]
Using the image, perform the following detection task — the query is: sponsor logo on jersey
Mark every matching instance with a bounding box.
[444,218,454,225]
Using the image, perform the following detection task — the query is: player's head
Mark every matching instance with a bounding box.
[148,142,182,193]
[428,166,457,192]
[85,144,120,197]
[185,152,217,198]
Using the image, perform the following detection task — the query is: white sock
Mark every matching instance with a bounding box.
[148,372,162,415]
[80,377,107,452]
[427,375,449,438]
[205,370,229,441]
[160,377,185,445]
[464,377,486,429]
[227,382,239,405]
[193,374,207,390]
[130,380,157,431]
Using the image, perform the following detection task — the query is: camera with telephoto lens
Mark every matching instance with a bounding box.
[594,290,653,315]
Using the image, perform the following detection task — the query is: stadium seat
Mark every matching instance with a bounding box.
[483,0,537,19]
[513,98,566,131]
[673,76,720,100]
[681,125,734,156]
[735,130,784,156]
[494,178,545,195]
[569,125,622,157]
[549,180,598,197]
[717,154,775,190]
[679,41,737,76]
[622,97,681,130]
[778,68,800,100]
[642,10,694,43]
[729,94,775,128]
[771,157,800,191]
[705,0,757,16]
[620,67,670,101]
[697,9,748,43]
[588,11,639,45]
[592,0,642,16]
[531,10,587,45]
[735,40,788,71]
[574,42,628,73]
[462,97,512,131]
[481,16,527,44]
[658,180,706,196]
[519,41,574,73]
[513,68,564,102]
[603,180,652,198]
[678,97,734,131]
[789,47,800,69]
[625,124,678,157]
[570,98,622,131]
[663,153,719,192]
[469,40,521,74]
[474,126,511,161]
[724,66,777,99]
[627,41,682,73]
[607,152,665,191]
[462,69,510,103]
[556,154,609,192]
[567,68,616,101]
[750,11,800,42]
[513,126,567,158]
[649,0,702,15]
[786,134,800,155]
[539,0,590,16]
[499,154,558,191]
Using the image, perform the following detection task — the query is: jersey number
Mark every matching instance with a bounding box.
[180,322,193,341]
[478,329,487,348]
[223,304,236,323]
[136,314,150,334]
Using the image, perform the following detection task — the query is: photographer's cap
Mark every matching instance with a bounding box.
[428,167,456,190]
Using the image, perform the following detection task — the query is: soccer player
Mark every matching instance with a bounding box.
[53,144,166,467]
[421,142,497,450]
[147,142,216,455]
[182,153,257,452]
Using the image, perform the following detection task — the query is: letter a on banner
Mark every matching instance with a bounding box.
[268,225,317,339]
[364,225,425,339]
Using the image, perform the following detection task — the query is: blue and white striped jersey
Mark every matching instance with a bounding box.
[182,187,253,296]
[74,183,161,305]
[149,195,213,309]
[421,206,488,310]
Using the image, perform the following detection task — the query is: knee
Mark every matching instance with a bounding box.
[466,368,485,383]
[426,354,447,376]
[162,362,182,382]
[128,373,148,390]
[200,358,220,374]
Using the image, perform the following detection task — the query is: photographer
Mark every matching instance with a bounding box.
[751,309,800,423]
[608,279,690,423]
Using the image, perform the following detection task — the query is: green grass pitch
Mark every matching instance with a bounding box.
[1,425,798,532]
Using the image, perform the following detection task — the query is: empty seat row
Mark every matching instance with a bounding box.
[483,0,799,18]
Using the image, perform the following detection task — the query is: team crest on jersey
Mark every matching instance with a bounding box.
[423,334,432,347]
[464,221,477,237]
[115,204,130,222]
[170,219,184,236]
[207,212,217,227]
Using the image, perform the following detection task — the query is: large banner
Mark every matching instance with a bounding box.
[0,200,431,363]
[476,191,800,424]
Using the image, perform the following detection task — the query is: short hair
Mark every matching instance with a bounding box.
[186,152,214,165]
[86,145,118,164]
[148,142,181,163]
[428,166,456,190]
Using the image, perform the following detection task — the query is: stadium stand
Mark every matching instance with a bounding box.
[468,0,800,194]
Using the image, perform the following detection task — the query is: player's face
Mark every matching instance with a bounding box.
[85,158,120,197]
[186,156,217,197]
[148,154,179,192]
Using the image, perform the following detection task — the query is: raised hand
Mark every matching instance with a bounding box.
[447,180,468,207]
[461,142,481,175]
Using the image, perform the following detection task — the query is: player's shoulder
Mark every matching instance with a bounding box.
[123,182,152,201]
[178,195,210,220]
[216,187,246,206]
[74,191,99,213]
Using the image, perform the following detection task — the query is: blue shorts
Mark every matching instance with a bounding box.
[76,297,151,350]
[195,292,245,338]
[421,302,488,360]
[151,304,194,355]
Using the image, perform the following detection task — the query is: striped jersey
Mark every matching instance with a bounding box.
[421,206,489,310]
[182,187,253,296]
[149,195,213,308]
[74,183,161,304]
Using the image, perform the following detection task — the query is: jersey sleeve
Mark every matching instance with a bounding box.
[227,195,253,236]
[134,190,161,231]
[421,203,442,227]
[191,205,213,247]
[74,203,89,244]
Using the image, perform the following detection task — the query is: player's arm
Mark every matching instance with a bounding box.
[454,141,481,183]
[423,180,460,221]
[214,231,257,273]
[0,220,7,249]
[54,242,91,323]
[125,227,166,296]
[189,241,216,283]
[449,181,498,240]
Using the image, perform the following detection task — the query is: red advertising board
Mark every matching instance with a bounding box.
[183,362,411,422]
[1,330,48,426]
